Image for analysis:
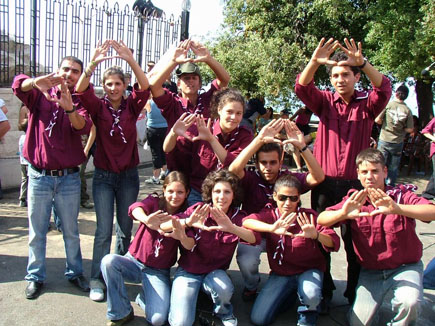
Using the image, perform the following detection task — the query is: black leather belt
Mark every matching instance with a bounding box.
[31,165,80,177]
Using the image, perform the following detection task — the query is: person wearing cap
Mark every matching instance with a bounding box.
[149,39,230,174]
[375,84,414,186]
[146,60,155,73]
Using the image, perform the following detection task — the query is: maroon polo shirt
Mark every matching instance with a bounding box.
[12,74,92,170]
[152,80,220,172]
[178,203,247,274]
[245,206,340,276]
[327,186,433,270]
[128,195,181,269]
[295,75,391,180]
[240,169,310,214]
[77,84,150,173]
[183,120,252,192]
[422,117,435,158]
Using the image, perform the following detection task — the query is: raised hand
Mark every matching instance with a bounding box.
[50,79,74,111]
[207,207,234,232]
[111,40,134,63]
[144,210,171,231]
[172,39,193,64]
[283,120,305,149]
[270,211,297,236]
[187,204,210,230]
[257,119,284,143]
[367,188,397,216]
[295,212,318,239]
[342,189,370,219]
[336,38,365,67]
[310,37,339,66]
[90,40,117,65]
[192,115,213,142]
[161,216,187,240]
[190,40,211,63]
[172,112,196,141]
[33,73,64,101]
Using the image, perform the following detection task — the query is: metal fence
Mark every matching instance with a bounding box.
[0,0,181,87]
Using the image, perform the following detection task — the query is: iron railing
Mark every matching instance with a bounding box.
[0,0,181,87]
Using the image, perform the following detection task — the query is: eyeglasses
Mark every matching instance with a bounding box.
[276,194,299,202]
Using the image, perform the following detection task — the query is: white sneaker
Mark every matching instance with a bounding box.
[221,315,238,326]
[145,177,160,185]
[90,287,105,302]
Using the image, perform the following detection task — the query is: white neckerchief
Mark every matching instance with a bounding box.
[106,98,127,143]
[45,108,59,137]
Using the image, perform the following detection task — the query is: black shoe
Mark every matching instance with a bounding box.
[81,201,94,209]
[25,281,43,299]
[69,275,90,292]
[242,287,257,302]
[319,297,331,315]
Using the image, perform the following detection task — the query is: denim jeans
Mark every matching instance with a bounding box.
[377,140,404,186]
[91,167,139,282]
[349,261,423,326]
[251,269,323,326]
[101,253,171,325]
[26,166,83,282]
[19,164,28,203]
[422,155,435,200]
[169,267,235,326]
[236,239,266,291]
[423,258,435,290]
[187,187,203,207]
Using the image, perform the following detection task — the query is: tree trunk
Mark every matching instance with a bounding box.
[415,78,434,127]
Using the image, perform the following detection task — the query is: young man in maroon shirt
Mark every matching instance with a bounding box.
[295,37,392,306]
[318,148,434,326]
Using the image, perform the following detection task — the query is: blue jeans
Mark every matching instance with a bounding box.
[377,140,404,186]
[236,239,267,291]
[349,261,423,326]
[423,258,435,290]
[26,166,83,282]
[187,187,203,207]
[91,167,139,282]
[169,267,235,326]
[101,253,171,325]
[251,269,323,326]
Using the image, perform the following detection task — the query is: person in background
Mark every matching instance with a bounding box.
[0,101,11,200]
[18,103,29,207]
[241,97,266,134]
[0,98,8,114]
[255,107,274,135]
[290,106,314,172]
[80,124,96,209]
[421,117,435,201]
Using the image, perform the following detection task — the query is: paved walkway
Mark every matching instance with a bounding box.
[0,165,434,325]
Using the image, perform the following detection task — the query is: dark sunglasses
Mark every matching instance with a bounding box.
[276,194,299,202]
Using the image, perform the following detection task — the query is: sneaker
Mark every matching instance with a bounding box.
[221,315,238,326]
[90,287,105,301]
[81,201,94,209]
[159,170,168,180]
[241,287,257,302]
[107,309,134,326]
[145,177,160,185]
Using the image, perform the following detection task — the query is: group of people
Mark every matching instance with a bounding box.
[11,36,434,326]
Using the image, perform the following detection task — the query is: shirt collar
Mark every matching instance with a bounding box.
[333,89,369,103]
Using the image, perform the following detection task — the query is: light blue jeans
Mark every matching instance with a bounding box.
[251,269,323,326]
[236,239,267,291]
[101,253,171,325]
[169,267,235,326]
[26,166,83,282]
[377,140,404,187]
[187,187,203,207]
[349,261,423,326]
[91,167,139,282]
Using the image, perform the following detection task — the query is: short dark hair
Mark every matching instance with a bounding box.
[255,143,283,163]
[210,88,246,119]
[326,51,360,76]
[356,148,386,168]
[396,84,409,100]
[102,66,125,85]
[60,56,83,73]
[273,174,302,194]
[201,169,243,207]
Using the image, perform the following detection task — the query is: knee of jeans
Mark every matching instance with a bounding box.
[395,293,420,313]
[148,313,166,326]
[299,286,322,309]
[101,254,117,270]
[236,248,260,269]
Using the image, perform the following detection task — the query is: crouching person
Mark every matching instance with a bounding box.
[318,148,435,326]
[101,171,192,326]
[243,175,340,326]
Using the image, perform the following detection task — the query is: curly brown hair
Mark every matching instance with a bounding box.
[209,88,246,119]
[201,169,243,207]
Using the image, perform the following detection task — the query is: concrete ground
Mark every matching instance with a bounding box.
[0,159,434,326]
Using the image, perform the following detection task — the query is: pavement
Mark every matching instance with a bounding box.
[0,162,434,326]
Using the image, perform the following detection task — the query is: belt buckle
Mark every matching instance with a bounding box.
[50,169,63,177]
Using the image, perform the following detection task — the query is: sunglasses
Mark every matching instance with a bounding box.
[276,194,299,202]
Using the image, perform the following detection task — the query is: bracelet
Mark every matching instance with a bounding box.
[65,105,76,114]
[84,67,94,78]
[90,60,97,67]
[358,58,368,69]
[31,79,37,89]
[314,231,319,241]
[184,219,190,228]
[299,145,308,153]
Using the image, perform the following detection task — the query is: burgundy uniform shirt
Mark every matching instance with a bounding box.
[128,195,182,269]
[295,75,391,180]
[12,74,92,169]
[152,80,220,172]
[178,203,247,274]
[77,84,150,173]
[240,169,310,214]
[422,117,435,158]
[245,206,340,276]
[327,186,433,270]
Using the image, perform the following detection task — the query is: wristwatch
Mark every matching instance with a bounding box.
[358,58,368,69]
[65,105,76,114]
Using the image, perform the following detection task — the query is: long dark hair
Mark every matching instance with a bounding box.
[157,171,190,213]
